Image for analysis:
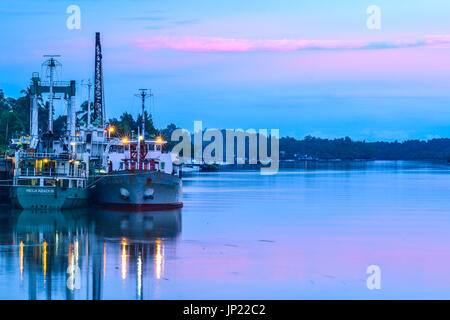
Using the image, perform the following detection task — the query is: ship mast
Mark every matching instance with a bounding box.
[137,89,153,138]
[82,79,93,127]
[42,55,61,133]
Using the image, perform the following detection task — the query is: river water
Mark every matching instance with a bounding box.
[1,161,450,299]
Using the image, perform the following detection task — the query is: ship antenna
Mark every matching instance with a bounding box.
[136,89,153,138]
[42,55,61,133]
[81,79,93,127]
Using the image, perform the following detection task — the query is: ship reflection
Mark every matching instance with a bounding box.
[92,208,182,299]
[8,209,89,300]
[2,208,181,300]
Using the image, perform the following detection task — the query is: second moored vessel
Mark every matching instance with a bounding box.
[88,86,183,210]
[90,134,183,210]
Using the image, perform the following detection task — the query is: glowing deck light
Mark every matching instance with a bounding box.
[139,135,144,141]
[109,126,115,133]
[122,137,129,144]
[43,158,49,164]
[70,142,76,146]
[156,137,163,144]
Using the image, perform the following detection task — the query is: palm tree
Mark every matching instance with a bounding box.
[76,100,90,125]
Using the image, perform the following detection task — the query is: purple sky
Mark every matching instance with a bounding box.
[1,0,450,140]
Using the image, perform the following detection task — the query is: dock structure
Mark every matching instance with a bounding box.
[0,157,13,203]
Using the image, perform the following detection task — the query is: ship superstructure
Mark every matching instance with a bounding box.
[85,33,183,211]
[90,87,182,210]
[9,32,182,211]
[10,57,89,209]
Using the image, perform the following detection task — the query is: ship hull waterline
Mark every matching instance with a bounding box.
[90,170,183,212]
[10,186,89,210]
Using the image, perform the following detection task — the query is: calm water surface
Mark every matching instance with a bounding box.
[1,161,450,299]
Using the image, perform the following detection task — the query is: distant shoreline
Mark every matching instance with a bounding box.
[2,89,450,160]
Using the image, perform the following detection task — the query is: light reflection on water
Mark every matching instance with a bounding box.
[1,161,450,299]
[0,207,181,300]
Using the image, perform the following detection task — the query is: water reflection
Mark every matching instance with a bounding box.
[0,208,181,300]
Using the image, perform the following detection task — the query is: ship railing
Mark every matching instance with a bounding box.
[17,168,87,178]
[38,80,71,87]
[17,151,72,160]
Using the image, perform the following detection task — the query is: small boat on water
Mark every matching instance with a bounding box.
[199,163,220,172]
[182,163,200,175]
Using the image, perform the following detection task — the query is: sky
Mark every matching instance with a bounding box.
[1,0,450,141]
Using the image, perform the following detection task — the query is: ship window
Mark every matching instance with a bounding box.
[44,179,56,187]
[18,179,32,186]
[58,179,69,188]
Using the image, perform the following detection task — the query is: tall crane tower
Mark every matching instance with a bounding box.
[93,32,104,127]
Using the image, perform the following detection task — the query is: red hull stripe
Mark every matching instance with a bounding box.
[99,202,183,212]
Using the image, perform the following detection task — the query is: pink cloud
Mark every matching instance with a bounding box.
[132,37,365,52]
[131,36,450,53]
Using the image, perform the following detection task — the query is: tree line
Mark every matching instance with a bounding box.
[0,88,178,151]
[280,135,450,161]
[2,88,450,160]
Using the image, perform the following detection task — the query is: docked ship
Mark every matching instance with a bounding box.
[11,137,89,210]
[80,34,183,211]
[90,99,183,211]
[8,32,182,211]
[10,56,89,210]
